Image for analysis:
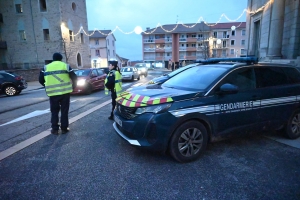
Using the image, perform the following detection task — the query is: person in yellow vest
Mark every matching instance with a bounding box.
[105,59,122,120]
[39,53,77,135]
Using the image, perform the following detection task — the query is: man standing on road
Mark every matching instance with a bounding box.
[39,53,77,135]
[105,59,122,120]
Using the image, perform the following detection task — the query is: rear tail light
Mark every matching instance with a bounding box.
[15,76,22,80]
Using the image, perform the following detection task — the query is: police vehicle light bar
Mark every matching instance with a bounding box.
[196,57,258,64]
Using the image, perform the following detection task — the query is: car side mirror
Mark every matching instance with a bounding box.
[218,83,238,94]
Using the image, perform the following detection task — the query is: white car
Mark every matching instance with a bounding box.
[121,67,140,81]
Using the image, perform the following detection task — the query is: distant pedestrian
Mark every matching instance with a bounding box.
[171,61,175,71]
[105,59,122,120]
[39,53,77,135]
[168,59,172,70]
[182,60,186,67]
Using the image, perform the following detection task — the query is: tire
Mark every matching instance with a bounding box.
[131,75,134,81]
[285,109,300,139]
[16,90,21,95]
[4,85,17,96]
[169,120,208,163]
[137,75,140,80]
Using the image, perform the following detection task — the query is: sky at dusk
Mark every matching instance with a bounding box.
[86,0,247,61]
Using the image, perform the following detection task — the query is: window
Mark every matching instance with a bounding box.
[15,4,23,13]
[39,0,47,12]
[181,44,184,47]
[222,40,227,48]
[80,33,84,43]
[220,68,255,91]
[255,67,289,88]
[231,40,235,46]
[97,69,103,75]
[107,39,109,46]
[241,49,246,55]
[95,39,99,45]
[91,69,98,77]
[112,40,114,46]
[232,30,235,36]
[167,53,170,56]
[191,34,196,38]
[242,30,246,36]
[186,44,189,47]
[282,67,300,84]
[241,40,245,45]
[108,49,110,56]
[72,2,76,11]
[95,50,100,56]
[19,30,26,41]
[24,63,30,69]
[181,35,184,38]
[230,49,234,55]
[223,31,227,38]
[0,13,3,23]
[213,32,217,38]
[69,30,74,41]
[113,50,115,56]
[43,29,49,40]
[213,41,217,48]
[192,44,196,47]
[198,34,202,38]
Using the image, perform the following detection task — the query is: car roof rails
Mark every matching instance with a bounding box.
[195,57,258,65]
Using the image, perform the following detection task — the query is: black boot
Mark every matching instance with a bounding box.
[108,112,114,120]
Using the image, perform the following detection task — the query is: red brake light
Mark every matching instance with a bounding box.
[15,76,22,80]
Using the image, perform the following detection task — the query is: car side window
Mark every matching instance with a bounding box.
[255,67,289,88]
[219,67,256,91]
[91,69,98,77]
[282,67,300,84]
[97,69,103,75]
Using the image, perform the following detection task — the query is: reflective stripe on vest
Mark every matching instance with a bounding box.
[44,61,72,96]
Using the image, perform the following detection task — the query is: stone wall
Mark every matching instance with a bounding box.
[6,69,41,82]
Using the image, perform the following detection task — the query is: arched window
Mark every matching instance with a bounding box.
[77,53,82,67]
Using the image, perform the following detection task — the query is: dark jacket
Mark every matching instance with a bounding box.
[39,64,77,89]
[105,70,115,91]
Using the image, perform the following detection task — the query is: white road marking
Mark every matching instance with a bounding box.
[266,136,300,149]
[0,100,77,127]
[0,99,111,161]
[122,83,131,87]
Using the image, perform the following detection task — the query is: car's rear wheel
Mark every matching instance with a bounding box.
[4,85,17,96]
[131,75,134,81]
[137,75,140,80]
[169,120,208,163]
[285,109,300,139]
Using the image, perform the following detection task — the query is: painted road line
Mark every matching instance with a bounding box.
[0,99,111,161]
[122,83,131,87]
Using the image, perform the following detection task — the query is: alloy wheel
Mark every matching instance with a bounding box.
[291,113,300,136]
[178,128,203,157]
[5,86,17,96]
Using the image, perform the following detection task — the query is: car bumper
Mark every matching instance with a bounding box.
[71,85,88,94]
[113,110,177,152]
[122,76,133,80]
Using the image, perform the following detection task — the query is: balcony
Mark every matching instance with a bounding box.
[187,38,197,42]
[144,39,154,43]
[179,47,186,51]
[155,56,164,61]
[155,38,165,43]
[185,56,196,60]
[144,48,155,52]
[155,48,165,52]
[144,57,155,61]
[179,38,186,42]
[186,47,197,51]
[0,41,7,49]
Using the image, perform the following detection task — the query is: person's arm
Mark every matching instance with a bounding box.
[105,72,115,90]
[68,66,77,89]
[38,69,45,87]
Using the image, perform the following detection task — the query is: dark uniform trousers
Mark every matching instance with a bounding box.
[49,93,70,130]
[111,90,117,117]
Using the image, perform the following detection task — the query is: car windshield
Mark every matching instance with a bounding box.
[135,64,144,68]
[162,65,228,91]
[167,64,196,77]
[74,70,90,76]
[121,68,133,72]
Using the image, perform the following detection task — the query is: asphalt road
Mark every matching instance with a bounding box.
[0,71,299,199]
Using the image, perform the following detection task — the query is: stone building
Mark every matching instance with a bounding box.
[0,0,90,70]
[246,0,300,60]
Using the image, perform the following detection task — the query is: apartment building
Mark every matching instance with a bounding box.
[0,0,90,70]
[142,22,246,66]
[246,0,300,59]
[89,30,117,68]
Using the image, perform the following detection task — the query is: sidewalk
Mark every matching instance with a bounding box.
[25,81,44,91]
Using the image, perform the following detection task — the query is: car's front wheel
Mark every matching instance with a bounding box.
[4,85,17,96]
[169,120,208,163]
[285,109,300,139]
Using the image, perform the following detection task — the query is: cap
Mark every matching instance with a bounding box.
[108,58,118,66]
[53,53,63,61]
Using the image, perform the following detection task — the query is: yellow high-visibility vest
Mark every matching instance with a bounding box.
[44,61,73,96]
[105,70,122,96]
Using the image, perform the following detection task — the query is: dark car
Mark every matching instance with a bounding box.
[0,71,27,96]
[148,63,199,85]
[72,68,106,94]
[113,57,300,163]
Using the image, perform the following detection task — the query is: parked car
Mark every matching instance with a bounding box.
[0,71,27,96]
[148,63,200,85]
[72,68,106,94]
[134,63,148,77]
[113,57,300,163]
[120,67,140,81]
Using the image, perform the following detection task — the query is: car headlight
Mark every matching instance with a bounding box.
[77,79,86,86]
[148,80,155,84]
[138,71,141,74]
[141,68,146,72]
[135,103,172,114]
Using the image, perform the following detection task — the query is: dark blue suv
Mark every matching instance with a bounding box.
[113,58,300,162]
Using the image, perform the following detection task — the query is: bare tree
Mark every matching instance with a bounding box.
[62,38,76,64]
